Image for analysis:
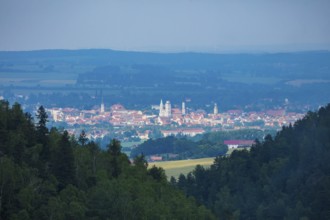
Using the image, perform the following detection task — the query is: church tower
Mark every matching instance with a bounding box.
[214,103,218,115]
[159,99,172,117]
[165,101,171,117]
[100,97,105,113]
[182,102,186,115]
[159,99,165,117]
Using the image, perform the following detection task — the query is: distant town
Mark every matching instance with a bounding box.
[46,99,305,144]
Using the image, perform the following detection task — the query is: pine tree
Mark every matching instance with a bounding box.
[36,106,49,160]
[52,131,76,189]
[107,139,122,177]
[78,130,88,146]
[107,139,121,156]
[36,106,48,139]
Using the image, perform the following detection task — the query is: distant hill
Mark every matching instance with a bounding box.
[1,49,330,78]
[176,104,330,219]
[1,49,330,110]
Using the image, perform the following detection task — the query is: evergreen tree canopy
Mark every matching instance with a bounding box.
[36,105,48,138]
[177,104,330,220]
[78,130,88,146]
[0,100,214,219]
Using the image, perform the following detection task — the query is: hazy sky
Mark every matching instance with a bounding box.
[1,0,330,52]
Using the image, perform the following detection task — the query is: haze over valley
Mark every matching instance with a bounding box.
[1,0,330,219]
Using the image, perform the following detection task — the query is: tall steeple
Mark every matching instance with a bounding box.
[214,103,218,115]
[159,99,172,117]
[165,101,171,117]
[159,99,164,117]
[182,102,186,115]
[100,96,105,113]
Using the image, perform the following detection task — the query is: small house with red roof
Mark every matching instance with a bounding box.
[224,140,255,149]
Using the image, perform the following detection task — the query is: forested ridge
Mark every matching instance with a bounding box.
[131,129,274,160]
[0,100,214,220]
[2,99,330,220]
[131,136,228,160]
[176,104,330,219]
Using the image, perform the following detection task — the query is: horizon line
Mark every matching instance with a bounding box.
[1,47,330,55]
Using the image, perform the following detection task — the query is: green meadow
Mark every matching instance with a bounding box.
[149,157,215,179]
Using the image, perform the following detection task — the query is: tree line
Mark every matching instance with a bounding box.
[174,104,330,219]
[131,129,275,160]
[130,135,228,160]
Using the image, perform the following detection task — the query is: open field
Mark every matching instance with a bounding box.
[0,72,78,87]
[149,157,215,179]
[285,79,330,87]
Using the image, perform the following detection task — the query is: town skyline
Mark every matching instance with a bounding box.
[47,99,304,143]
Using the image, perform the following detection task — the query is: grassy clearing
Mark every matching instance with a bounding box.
[149,157,215,180]
[0,71,79,87]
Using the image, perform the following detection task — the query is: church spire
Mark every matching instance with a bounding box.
[100,96,105,113]
[214,103,218,115]
[159,99,164,117]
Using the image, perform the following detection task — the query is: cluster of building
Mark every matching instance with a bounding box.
[47,99,305,140]
[156,99,303,131]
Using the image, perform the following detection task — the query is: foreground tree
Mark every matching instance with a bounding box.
[36,106,48,145]
[0,101,216,219]
[177,104,330,220]
[78,130,88,146]
[52,131,76,189]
